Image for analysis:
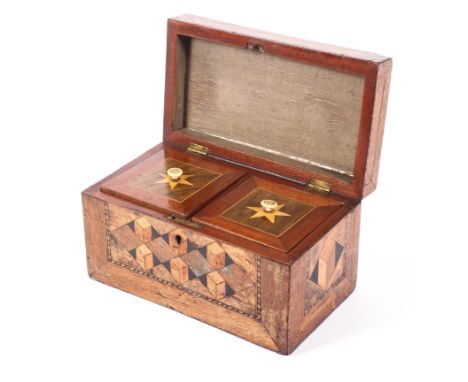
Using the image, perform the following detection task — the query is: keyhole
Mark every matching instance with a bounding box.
[175,235,182,245]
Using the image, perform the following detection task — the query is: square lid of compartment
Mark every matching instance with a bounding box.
[193,174,349,253]
[163,15,392,199]
[100,145,245,218]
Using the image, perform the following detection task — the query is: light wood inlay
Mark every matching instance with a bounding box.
[207,271,226,299]
[136,244,153,271]
[170,257,189,283]
[134,217,153,243]
[206,242,225,270]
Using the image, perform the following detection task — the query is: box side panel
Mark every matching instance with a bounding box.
[83,197,284,352]
[287,204,361,353]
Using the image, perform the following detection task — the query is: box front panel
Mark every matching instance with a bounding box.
[84,193,290,353]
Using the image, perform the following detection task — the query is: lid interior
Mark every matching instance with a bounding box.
[172,36,365,183]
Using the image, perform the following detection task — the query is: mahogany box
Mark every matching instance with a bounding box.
[82,15,392,354]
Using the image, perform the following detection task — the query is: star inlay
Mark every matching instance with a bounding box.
[155,173,193,190]
[247,202,290,224]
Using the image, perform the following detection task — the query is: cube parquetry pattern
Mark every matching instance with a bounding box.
[105,204,260,319]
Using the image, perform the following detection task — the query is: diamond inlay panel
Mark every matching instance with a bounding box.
[304,236,346,315]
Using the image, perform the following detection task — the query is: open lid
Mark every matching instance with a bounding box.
[163,15,392,199]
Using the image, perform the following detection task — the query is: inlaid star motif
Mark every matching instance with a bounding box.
[155,173,193,190]
[247,204,290,224]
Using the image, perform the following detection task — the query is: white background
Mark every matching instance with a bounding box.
[1,1,467,381]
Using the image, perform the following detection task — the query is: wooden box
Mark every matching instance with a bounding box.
[82,15,392,354]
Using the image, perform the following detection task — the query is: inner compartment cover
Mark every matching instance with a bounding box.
[194,175,348,252]
[100,145,246,218]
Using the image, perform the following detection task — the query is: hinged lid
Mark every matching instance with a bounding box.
[186,142,208,156]
[308,179,331,193]
[163,15,392,199]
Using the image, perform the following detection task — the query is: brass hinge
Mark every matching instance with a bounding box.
[187,142,208,156]
[308,179,331,193]
[168,215,204,229]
